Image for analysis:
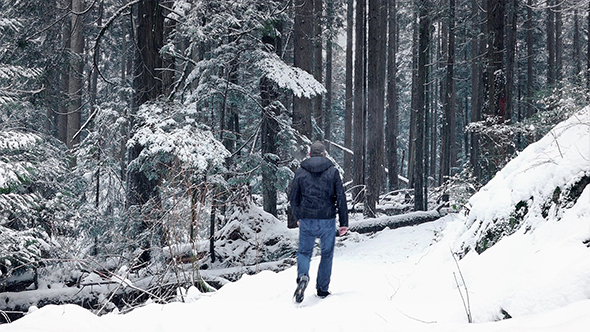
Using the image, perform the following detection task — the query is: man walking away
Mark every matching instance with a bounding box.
[289,141,349,303]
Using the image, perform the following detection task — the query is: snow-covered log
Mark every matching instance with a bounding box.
[348,210,442,234]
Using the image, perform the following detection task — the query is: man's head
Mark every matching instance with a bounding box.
[310,141,326,157]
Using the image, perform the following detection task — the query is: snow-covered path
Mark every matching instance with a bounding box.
[3,214,590,332]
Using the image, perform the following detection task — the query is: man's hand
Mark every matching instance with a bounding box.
[339,226,348,237]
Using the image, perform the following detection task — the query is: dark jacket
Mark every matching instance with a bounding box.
[289,156,348,227]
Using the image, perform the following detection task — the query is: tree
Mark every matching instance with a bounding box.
[413,0,430,211]
[313,0,323,140]
[344,0,354,182]
[365,0,386,217]
[485,0,506,119]
[547,0,556,87]
[353,0,366,203]
[293,0,314,144]
[469,0,483,179]
[440,0,456,187]
[505,0,516,122]
[66,0,85,150]
[324,0,335,152]
[526,0,534,118]
[386,0,399,191]
[127,0,164,261]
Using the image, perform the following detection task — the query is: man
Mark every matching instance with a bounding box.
[289,141,349,303]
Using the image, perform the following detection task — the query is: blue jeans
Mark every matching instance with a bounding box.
[297,218,336,293]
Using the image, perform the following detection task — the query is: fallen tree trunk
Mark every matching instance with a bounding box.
[348,210,442,234]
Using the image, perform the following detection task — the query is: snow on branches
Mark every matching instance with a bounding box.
[127,101,229,178]
[255,51,326,99]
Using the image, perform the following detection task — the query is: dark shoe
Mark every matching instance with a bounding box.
[317,290,330,298]
[294,275,309,303]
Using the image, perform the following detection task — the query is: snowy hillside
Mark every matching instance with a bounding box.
[0,108,589,331]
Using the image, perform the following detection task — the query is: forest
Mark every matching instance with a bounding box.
[1,0,589,322]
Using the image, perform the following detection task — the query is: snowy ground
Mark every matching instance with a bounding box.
[1,108,589,332]
[1,210,590,332]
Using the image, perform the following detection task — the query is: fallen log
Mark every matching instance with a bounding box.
[348,210,442,234]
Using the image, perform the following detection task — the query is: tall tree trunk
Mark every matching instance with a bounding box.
[486,0,506,119]
[261,76,279,217]
[555,0,562,85]
[573,10,581,84]
[127,0,164,262]
[505,0,516,122]
[408,8,418,189]
[440,0,455,187]
[386,0,399,191]
[313,0,323,140]
[58,0,71,145]
[414,0,429,211]
[353,0,367,202]
[325,0,334,153]
[365,0,386,218]
[89,1,103,109]
[470,0,483,178]
[66,0,85,150]
[260,21,283,217]
[344,0,354,182]
[526,0,533,118]
[547,0,555,87]
[293,0,314,146]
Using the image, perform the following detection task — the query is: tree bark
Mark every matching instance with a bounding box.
[486,0,505,119]
[353,0,367,202]
[313,0,323,141]
[293,0,314,144]
[555,0,562,85]
[470,0,482,178]
[365,0,386,218]
[260,72,280,217]
[505,0,516,122]
[547,0,555,87]
[440,0,456,187]
[573,10,581,84]
[127,0,164,262]
[413,0,429,211]
[386,0,399,191]
[58,0,71,145]
[344,0,354,182]
[526,0,533,118]
[66,0,85,150]
[324,0,334,153]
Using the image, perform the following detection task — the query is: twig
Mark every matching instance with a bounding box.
[451,250,472,323]
[395,307,437,324]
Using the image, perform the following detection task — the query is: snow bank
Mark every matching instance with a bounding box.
[457,106,590,254]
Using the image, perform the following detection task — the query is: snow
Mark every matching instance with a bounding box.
[2,111,590,331]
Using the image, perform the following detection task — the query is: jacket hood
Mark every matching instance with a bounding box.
[300,156,333,173]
